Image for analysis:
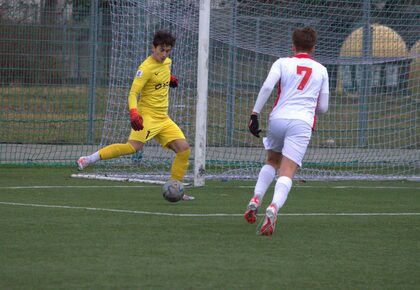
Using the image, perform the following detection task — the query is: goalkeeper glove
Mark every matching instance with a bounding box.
[129,108,144,131]
[169,75,178,88]
[248,114,261,138]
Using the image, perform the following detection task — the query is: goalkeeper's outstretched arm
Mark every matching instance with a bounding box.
[128,70,150,110]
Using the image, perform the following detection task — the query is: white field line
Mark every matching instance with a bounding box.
[239,185,420,189]
[0,185,419,190]
[0,185,155,189]
[0,201,419,217]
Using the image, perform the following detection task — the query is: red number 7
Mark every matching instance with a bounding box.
[297,65,312,90]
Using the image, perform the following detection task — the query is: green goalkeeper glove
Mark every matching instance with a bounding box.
[129,108,144,131]
[248,114,261,138]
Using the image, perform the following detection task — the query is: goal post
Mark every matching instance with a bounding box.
[194,0,210,187]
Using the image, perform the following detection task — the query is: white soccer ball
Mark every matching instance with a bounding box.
[162,180,184,202]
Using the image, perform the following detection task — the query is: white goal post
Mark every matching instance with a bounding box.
[194,0,210,187]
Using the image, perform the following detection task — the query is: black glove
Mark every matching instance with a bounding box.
[248,114,261,138]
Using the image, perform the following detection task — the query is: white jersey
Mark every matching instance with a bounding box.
[253,53,329,127]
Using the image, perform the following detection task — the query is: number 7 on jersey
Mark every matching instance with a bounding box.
[296,65,312,90]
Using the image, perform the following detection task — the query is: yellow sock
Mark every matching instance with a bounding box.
[171,149,190,181]
[99,143,136,160]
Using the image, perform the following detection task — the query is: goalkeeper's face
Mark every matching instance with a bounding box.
[152,44,172,63]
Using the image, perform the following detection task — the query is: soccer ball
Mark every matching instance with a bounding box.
[162,180,184,202]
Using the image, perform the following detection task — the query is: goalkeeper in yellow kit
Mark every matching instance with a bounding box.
[77,30,194,201]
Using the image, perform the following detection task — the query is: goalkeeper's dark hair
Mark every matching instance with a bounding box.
[153,30,176,47]
[292,27,317,52]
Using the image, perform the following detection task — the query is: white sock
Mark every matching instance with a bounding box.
[271,176,292,212]
[87,151,100,164]
[254,164,276,202]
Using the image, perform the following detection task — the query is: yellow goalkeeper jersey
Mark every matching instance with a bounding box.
[128,56,172,116]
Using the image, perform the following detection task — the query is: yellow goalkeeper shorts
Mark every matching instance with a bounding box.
[128,111,186,148]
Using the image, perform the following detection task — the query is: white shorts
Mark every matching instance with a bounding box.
[263,119,312,167]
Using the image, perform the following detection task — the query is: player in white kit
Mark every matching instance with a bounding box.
[244,27,330,236]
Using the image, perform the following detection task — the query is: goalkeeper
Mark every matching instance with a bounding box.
[77,30,194,201]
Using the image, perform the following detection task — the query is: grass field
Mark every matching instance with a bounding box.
[0,167,419,289]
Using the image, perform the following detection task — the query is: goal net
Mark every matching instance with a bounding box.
[77,0,420,184]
